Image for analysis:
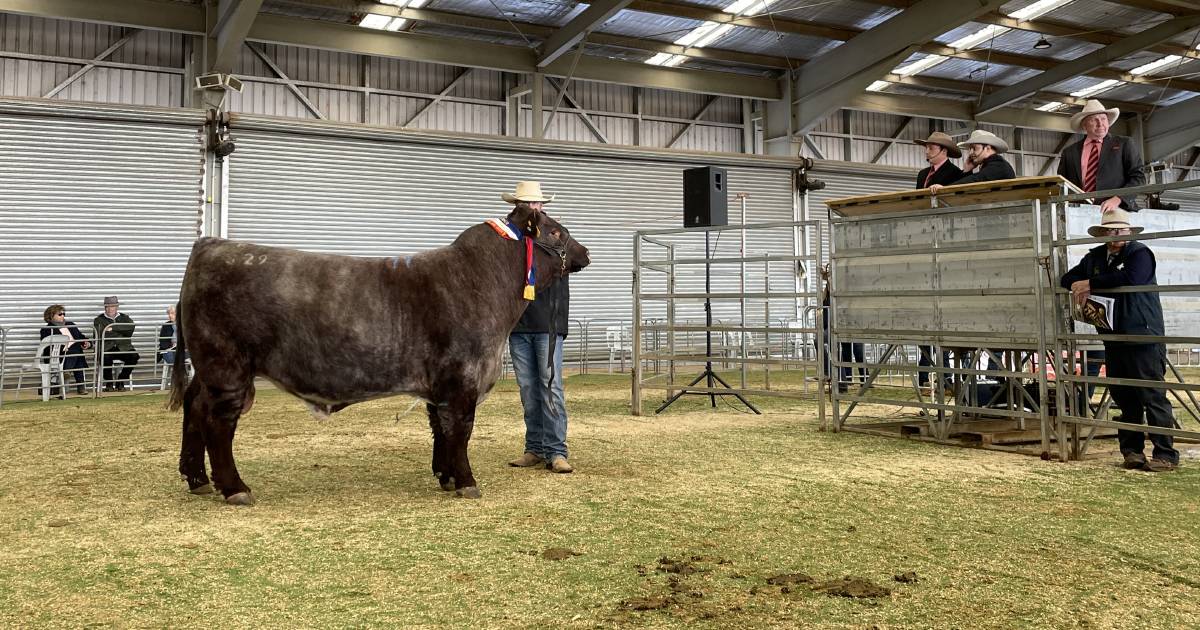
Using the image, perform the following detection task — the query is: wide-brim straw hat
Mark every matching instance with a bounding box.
[502,181,555,204]
[1071,99,1120,132]
[914,131,962,159]
[957,129,1009,154]
[1087,208,1144,237]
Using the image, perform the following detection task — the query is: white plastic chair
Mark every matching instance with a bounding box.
[16,334,70,401]
[605,325,632,374]
[160,357,194,390]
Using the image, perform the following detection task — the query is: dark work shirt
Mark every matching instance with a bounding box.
[1061,245,1154,291]
[512,277,570,336]
[950,154,1016,185]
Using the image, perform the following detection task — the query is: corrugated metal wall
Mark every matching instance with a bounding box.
[0,101,203,367]
[222,117,801,339]
[0,14,183,107]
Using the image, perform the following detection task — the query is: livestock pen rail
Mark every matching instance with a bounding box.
[0,323,182,406]
[824,176,1200,459]
[630,215,827,417]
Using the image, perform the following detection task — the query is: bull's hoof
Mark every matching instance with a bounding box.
[455,486,482,499]
[440,480,455,492]
[188,483,215,495]
[225,491,256,506]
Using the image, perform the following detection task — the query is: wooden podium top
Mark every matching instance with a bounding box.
[825,175,1082,217]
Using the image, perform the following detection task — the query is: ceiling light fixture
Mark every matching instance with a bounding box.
[1034,37,1051,50]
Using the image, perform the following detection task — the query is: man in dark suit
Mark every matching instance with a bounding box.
[929,129,1016,194]
[1057,99,1145,212]
[915,131,964,189]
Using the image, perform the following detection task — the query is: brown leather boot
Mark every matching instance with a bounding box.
[508,452,544,468]
[547,456,574,474]
[1122,452,1148,470]
[1143,458,1178,472]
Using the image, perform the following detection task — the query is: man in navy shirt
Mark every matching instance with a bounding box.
[1060,209,1177,472]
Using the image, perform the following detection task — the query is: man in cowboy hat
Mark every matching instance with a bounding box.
[913,132,963,392]
[914,131,964,190]
[928,129,1016,194]
[93,296,139,391]
[1060,209,1178,472]
[1057,99,1144,212]
[504,181,575,474]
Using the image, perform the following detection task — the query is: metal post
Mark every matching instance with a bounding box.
[764,258,771,390]
[1051,194,1070,458]
[0,327,7,408]
[631,233,643,415]
[739,193,749,389]
[667,244,676,392]
[816,224,825,430]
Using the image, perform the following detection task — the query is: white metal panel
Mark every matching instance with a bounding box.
[0,102,204,366]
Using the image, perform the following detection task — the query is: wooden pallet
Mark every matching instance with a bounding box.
[825,175,1082,217]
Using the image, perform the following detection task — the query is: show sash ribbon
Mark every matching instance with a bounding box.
[487,218,536,301]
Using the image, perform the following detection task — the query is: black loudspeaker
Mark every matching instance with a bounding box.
[683,166,728,227]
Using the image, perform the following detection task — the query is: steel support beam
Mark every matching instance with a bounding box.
[666,95,719,148]
[869,116,913,164]
[247,14,780,99]
[0,0,203,33]
[537,0,634,68]
[976,14,1200,115]
[792,0,1008,132]
[246,42,325,119]
[1115,0,1200,14]
[1144,98,1200,161]
[795,48,915,134]
[211,0,265,75]
[978,11,1200,62]
[886,73,1155,113]
[404,68,473,128]
[801,134,825,160]
[847,92,1104,134]
[544,77,610,143]
[1177,148,1200,182]
[1037,133,1075,176]
[42,30,139,99]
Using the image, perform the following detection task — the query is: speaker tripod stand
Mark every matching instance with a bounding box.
[656,230,761,414]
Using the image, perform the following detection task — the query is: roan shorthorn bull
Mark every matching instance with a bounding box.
[168,204,590,504]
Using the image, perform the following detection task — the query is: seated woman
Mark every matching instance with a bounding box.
[40,304,92,396]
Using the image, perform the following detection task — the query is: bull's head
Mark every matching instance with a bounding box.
[507,205,590,277]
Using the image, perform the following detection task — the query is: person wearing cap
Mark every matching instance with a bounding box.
[915,132,964,190]
[93,296,140,392]
[1057,99,1144,212]
[928,129,1016,194]
[1060,209,1177,472]
[504,182,575,474]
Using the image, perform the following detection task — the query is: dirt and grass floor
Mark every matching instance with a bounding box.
[1,373,1198,628]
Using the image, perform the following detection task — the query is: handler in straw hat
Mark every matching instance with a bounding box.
[1060,208,1178,472]
[914,132,964,189]
[1057,99,1144,212]
[503,181,576,474]
[928,129,1016,194]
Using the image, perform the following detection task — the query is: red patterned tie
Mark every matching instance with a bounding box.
[924,166,935,188]
[1083,140,1100,193]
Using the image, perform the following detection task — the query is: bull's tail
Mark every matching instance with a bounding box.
[167,301,188,411]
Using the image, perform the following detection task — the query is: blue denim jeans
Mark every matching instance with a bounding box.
[508,333,568,460]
